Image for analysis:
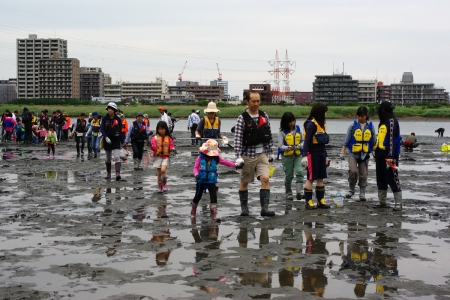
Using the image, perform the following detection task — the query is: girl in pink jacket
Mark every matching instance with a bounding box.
[190,139,241,221]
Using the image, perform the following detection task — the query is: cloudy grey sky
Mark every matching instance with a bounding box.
[1,0,449,97]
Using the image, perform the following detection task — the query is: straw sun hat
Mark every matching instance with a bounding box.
[204,102,220,114]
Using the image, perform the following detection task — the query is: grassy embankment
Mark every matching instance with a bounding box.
[1,104,450,119]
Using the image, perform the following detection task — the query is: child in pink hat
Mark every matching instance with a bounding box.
[191,139,242,221]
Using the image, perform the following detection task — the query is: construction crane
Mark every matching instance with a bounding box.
[216,63,222,81]
[178,61,187,82]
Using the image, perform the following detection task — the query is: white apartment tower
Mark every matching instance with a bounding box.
[17,34,67,99]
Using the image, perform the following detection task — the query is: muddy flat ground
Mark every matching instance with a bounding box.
[1,130,450,300]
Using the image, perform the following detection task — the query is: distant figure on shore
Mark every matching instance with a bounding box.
[435,128,445,137]
[401,132,419,151]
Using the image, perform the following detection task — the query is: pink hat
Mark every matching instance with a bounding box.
[199,139,221,157]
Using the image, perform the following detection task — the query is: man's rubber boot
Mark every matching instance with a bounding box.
[373,189,390,208]
[316,186,330,209]
[115,162,122,181]
[239,190,249,216]
[105,162,111,179]
[137,159,143,170]
[296,182,304,200]
[304,188,316,210]
[345,183,356,199]
[359,186,367,202]
[210,203,220,222]
[393,191,403,211]
[260,189,275,217]
[285,186,293,200]
[134,160,139,170]
[94,151,97,158]
[190,201,198,218]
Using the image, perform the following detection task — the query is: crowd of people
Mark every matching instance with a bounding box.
[1,94,428,219]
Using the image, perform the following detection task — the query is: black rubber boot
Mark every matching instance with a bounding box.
[260,189,275,217]
[239,190,249,216]
[105,162,111,179]
[115,162,121,181]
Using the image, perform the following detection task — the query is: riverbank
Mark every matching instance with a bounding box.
[1,104,450,119]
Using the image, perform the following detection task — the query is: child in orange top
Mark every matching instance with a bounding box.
[150,121,175,193]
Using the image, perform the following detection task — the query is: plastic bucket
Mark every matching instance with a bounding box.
[269,164,275,178]
[441,144,450,152]
[333,192,344,207]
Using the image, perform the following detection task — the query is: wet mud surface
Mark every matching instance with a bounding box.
[1,132,450,299]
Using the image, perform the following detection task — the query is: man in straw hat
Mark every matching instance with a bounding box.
[234,92,275,217]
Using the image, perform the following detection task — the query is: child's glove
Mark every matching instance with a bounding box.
[301,157,308,168]
[195,174,200,180]
[222,136,228,146]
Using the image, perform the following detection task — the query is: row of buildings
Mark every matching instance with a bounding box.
[1,34,229,104]
[1,34,448,105]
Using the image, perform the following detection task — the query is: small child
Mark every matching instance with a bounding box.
[15,119,24,143]
[39,127,47,144]
[190,139,238,221]
[150,121,175,193]
[45,124,58,158]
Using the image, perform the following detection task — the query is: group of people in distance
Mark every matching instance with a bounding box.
[1,94,407,220]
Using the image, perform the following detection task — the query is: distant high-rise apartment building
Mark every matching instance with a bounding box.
[358,80,377,104]
[105,78,169,101]
[210,80,229,98]
[39,58,80,99]
[390,72,448,105]
[0,79,17,103]
[313,74,358,104]
[80,67,104,101]
[17,34,67,99]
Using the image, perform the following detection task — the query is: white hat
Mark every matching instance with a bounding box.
[204,102,220,113]
[106,102,118,111]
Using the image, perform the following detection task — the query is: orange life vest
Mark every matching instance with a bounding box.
[121,119,128,133]
[156,136,170,156]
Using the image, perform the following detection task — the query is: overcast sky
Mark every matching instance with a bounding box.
[1,0,449,97]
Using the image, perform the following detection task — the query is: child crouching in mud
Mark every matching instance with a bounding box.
[190,139,242,221]
[150,121,175,193]
[45,124,58,158]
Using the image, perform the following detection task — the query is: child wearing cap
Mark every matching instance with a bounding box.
[190,139,240,221]
[150,121,175,193]
[125,112,150,170]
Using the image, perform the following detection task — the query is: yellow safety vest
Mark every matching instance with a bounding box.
[373,125,387,151]
[352,128,372,153]
[284,129,302,156]
[303,118,326,144]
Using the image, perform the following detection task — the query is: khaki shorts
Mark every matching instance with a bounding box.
[240,153,270,183]
[153,157,169,168]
